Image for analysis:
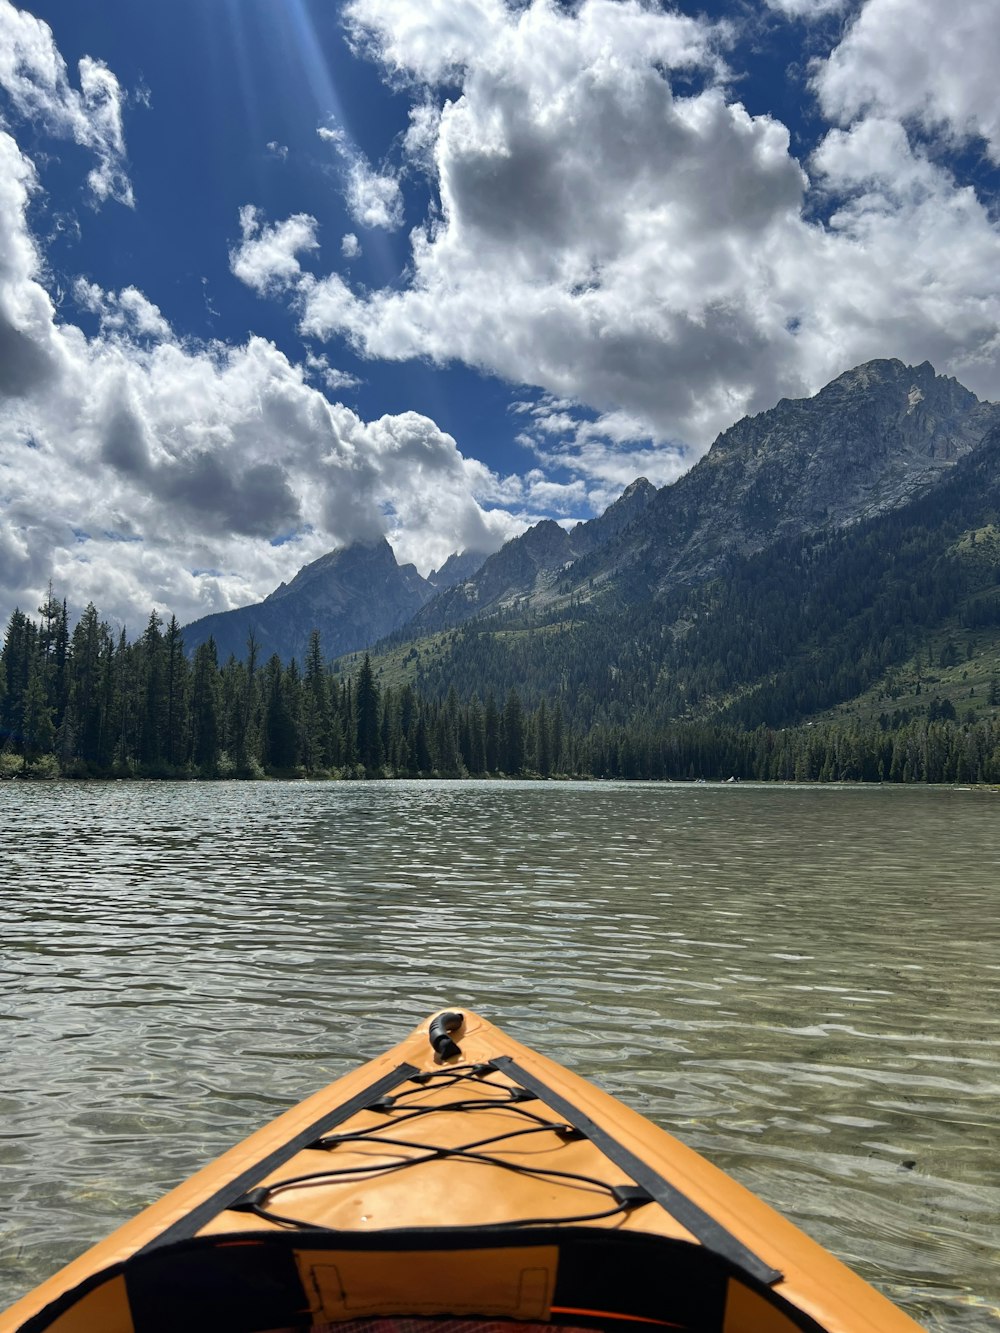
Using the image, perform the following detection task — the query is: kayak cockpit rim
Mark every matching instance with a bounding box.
[16,1228,827,1333]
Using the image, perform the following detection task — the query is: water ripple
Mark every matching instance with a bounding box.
[2,780,998,1329]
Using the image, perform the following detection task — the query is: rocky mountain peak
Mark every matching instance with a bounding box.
[619,476,656,502]
[428,549,489,590]
[403,476,660,635]
[264,537,397,604]
[183,536,440,664]
[572,358,1000,599]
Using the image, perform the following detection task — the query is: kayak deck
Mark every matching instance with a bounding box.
[0,1010,925,1333]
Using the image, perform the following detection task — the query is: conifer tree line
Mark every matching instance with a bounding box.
[5,591,1000,783]
[0,593,567,779]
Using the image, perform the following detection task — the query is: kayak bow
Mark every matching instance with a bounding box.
[0,1009,925,1333]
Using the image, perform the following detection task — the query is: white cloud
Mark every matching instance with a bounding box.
[814,0,1000,162]
[343,0,509,86]
[294,0,811,448]
[304,350,361,393]
[0,0,133,205]
[798,118,1000,394]
[74,279,173,342]
[519,471,589,515]
[346,158,404,230]
[403,102,441,170]
[229,205,319,295]
[341,232,362,258]
[348,412,523,571]
[762,0,845,16]
[225,0,1000,455]
[0,123,524,632]
[317,123,404,230]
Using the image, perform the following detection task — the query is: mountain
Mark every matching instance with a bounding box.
[396,361,1000,640]
[574,358,1000,599]
[405,416,1000,733]
[185,358,1000,728]
[407,476,658,633]
[377,359,1000,735]
[181,538,486,664]
[426,549,487,590]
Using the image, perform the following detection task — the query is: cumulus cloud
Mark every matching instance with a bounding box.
[0,130,63,398]
[814,0,1000,161]
[229,205,319,295]
[225,0,1000,458]
[0,0,133,204]
[0,125,523,631]
[800,120,1000,391]
[317,124,404,230]
[292,0,811,449]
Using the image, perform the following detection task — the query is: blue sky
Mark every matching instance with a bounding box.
[2,0,1000,631]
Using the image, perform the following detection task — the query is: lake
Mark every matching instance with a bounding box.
[2,779,998,1329]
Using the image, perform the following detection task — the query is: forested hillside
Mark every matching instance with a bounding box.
[4,578,1000,784]
[5,366,1000,786]
[401,423,1000,735]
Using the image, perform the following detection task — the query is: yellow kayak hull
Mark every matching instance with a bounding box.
[1,1010,925,1333]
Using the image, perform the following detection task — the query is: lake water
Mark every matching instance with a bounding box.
[2,779,998,1329]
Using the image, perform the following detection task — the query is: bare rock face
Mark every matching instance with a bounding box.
[409,476,659,632]
[181,538,483,664]
[182,360,1000,664]
[586,359,1000,596]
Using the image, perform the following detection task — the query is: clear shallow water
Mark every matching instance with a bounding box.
[1,779,998,1329]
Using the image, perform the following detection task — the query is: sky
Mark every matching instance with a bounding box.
[2,0,1000,633]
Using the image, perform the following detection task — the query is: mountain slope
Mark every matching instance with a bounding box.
[182,538,483,664]
[407,476,658,634]
[389,364,1000,731]
[395,360,1000,642]
[571,358,1000,600]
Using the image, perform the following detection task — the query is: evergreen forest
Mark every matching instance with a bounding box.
[5,587,1000,785]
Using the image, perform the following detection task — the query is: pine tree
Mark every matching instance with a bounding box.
[302,629,332,772]
[69,603,107,767]
[190,639,221,773]
[21,657,54,766]
[502,689,525,774]
[355,654,382,773]
[163,616,188,768]
[112,626,136,770]
[534,699,551,776]
[464,695,487,774]
[484,693,501,772]
[234,631,260,773]
[138,611,166,768]
[262,655,297,770]
[2,609,34,745]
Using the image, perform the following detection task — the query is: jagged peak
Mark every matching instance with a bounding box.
[264,536,398,602]
[727,360,985,444]
[617,476,656,502]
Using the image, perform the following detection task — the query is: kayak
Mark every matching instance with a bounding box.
[1,1009,925,1333]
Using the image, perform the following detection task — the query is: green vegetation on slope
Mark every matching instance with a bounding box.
[7,429,1000,785]
[5,588,1000,785]
[391,429,1000,744]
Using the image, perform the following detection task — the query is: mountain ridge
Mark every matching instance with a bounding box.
[184,358,1000,687]
[567,357,1000,603]
[181,537,486,664]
